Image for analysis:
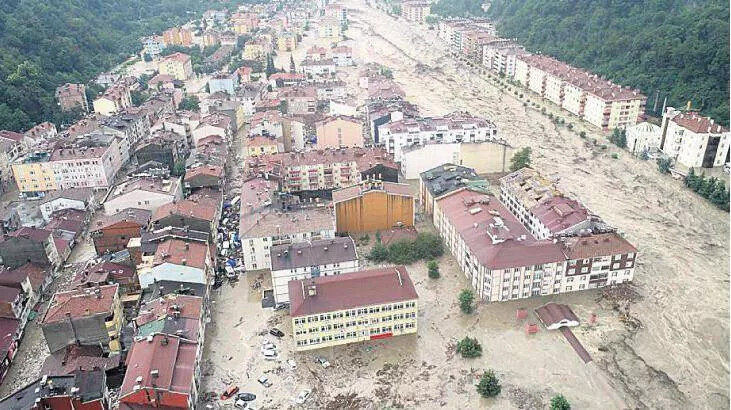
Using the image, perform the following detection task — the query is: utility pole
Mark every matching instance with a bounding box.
[652,89,660,114]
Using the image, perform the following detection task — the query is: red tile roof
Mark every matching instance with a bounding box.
[152,198,218,223]
[43,284,119,323]
[671,112,728,134]
[183,166,223,182]
[530,196,590,234]
[164,52,191,63]
[135,294,202,327]
[0,130,24,142]
[91,208,151,231]
[41,345,121,376]
[153,239,208,269]
[0,263,48,292]
[289,266,418,317]
[120,335,197,401]
[561,233,637,260]
[1,227,51,243]
[0,285,20,303]
[72,261,136,289]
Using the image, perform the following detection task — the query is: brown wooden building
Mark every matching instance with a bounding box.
[332,181,414,234]
[90,208,151,255]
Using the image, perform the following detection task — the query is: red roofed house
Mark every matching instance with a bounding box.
[72,261,138,296]
[184,165,224,190]
[660,107,730,169]
[0,263,50,324]
[90,208,151,255]
[152,196,220,234]
[158,52,194,81]
[289,266,418,351]
[41,284,123,354]
[136,238,212,288]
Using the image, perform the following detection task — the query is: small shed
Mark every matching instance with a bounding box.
[534,303,580,330]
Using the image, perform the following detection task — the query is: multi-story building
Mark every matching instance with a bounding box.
[377,113,498,162]
[278,86,317,115]
[136,238,213,288]
[277,31,298,51]
[318,17,342,41]
[243,38,270,60]
[192,113,232,145]
[90,208,150,255]
[38,188,95,222]
[24,121,57,145]
[332,181,414,234]
[103,177,183,215]
[41,284,123,353]
[158,52,194,81]
[231,12,259,34]
[270,237,358,304]
[482,42,525,77]
[93,82,132,116]
[302,58,336,79]
[659,107,730,169]
[141,35,166,58]
[0,369,109,410]
[246,136,281,157]
[236,82,266,116]
[163,27,193,47]
[625,122,662,156]
[47,138,124,190]
[289,266,418,351]
[324,3,348,22]
[208,71,239,95]
[250,110,284,139]
[0,227,60,269]
[55,83,89,112]
[365,97,420,144]
[402,1,431,22]
[419,163,488,215]
[152,196,220,235]
[315,116,364,148]
[331,46,353,66]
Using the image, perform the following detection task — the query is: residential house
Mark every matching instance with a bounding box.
[278,31,298,51]
[38,188,95,222]
[72,261,138,296]
[0,263,50,324]
[0,227,60,269]
[365,96,420,144]
[315,81,347,101]
[315,116,364,148]
[24,122,57,144]
[290,266,418,351]
[91,208,151,255]
[324,3,348,22]
[0,369,109,410]
[243,38,270,61]
[163,27,193,46]
[318,17,342,41]
[135,131,188,173]
[278,86,317,115]
[136,238,212,288]
[133,293,204,343]
[329,98,359,117]
[250,110,284,139]
[208,71,240,95]
[270,237,358,304]
[41,284,123,353]
[659,107,730,168]
[103,177,182,215]
[246,136,281,157]
[302,58,336,79]
[93,82,132,116]
[305,46,328,62]
[158,53,194,81]
[191,113,232,146]
[236,82,267,117]
[141,35,166,58]
[184,165,224,191]
[331,46,353,66]
[55,83,90,112]
[332,181,414,234]
[152,197,220,234]
[268,72,306,89]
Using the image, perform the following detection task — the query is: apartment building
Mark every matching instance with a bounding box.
[191,113,232,145]
[315,116,364,148]
[365,97,420,144]
[419,163,488,215]
[278,86,317,115]
[158,52,194,81]
[90,208,151,255]
[302,58,336,78]
[137,238,212,288]
[240,192,335,271]
[55,83,89,112]
[49,139,123,190]
[0,370,109,410]
[324,3,348,22]
[402,1,431,23]
[270,237,358,304]
[231,12,259,34]
[289,266,418,351]
[278,31,298,51]
[318,17,342,41]
[482,41,525,77]
[243,38,270,60]
[163,27,193,46]
[141,35,166,58]
[93,82,132,116]
[0,227,60,269]
[333,181,414,234]
[659,108,730,168]
[103,177,183,215]
[41,284,123,353]
[267,147,398,193]
[377,113,498,162]
[208,71,240,95]
[332,46,353,66]
[38,188,95,221]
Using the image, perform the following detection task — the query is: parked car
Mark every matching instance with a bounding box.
[262,349,278,360]
[236,392,256,402]
[269,328,284,338]
[220,385,239,400]
[261,342,276,351]
[295,389,312,404]
[257,375,272,387]
[316,357,330,368]
[287,359,297,369]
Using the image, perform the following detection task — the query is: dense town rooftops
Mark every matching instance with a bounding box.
[109,177,179,199]
[152,238,208,269]
[0,369,106,409]
[152,197,218,223]
[266,147,397,170]
[43,284,119,323]
[41,345,121,376]
[198,113,232,128]
[241,204,334,239]
[0,227,52,243]
[671,111,728,134]
[91,208,151,231]
[247,135,278,147]
[136,294,202,327]
[184,165,223,181]
[278,86,317,99]
[301,58,335,66]
[269,72,306,81]
[120,334,197,399]
[271,237,356,271]
[38,188,93,205]
[24,122,56,139]
[421,163,487,197]
[332,46,352,54]
[332,181,413,203]
[289,266,418,317]
[379,112,496,134]
[72,261,135,289]
[0,263,47,292]
[0,130,24,143]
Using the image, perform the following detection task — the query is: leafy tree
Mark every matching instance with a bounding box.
[639,149,649,161]
[432,0,486,17]
[657,157,673,174]
[684,168,698,188]
[142,53,152,62]
[172,159,186,177]
[179,95,200,111]
[456,336,482,358]
[509,147,532,171]
[459,289,475,314]
[477,370,501,398]
[131,90,147,106]
[369,243,389,262]
[375,231,382,243]
[579,131,586,139]
[710,181,730,211]
[609,128,628,148]
[550,394,571,410]
[692,172,706,193]
[265,54,276,77]
[427,260,440,279]
[425,15,440,26]
[699,176,718,198]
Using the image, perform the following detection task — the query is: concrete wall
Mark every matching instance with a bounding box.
[459,142,513,174]
[42,314,110,354]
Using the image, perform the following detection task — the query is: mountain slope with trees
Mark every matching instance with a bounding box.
[486,0,729,125]
[0,0,236,132]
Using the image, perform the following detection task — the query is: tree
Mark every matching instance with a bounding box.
[427,260,440,279]
[639,149,649,160]
[699,176,718,198]
[459,289,474,314]
[289,54,296,72]
[172,159,186,177]
[609,128,627,148]
[456,336,482,358]
[684,167,697,188]
[656,157,672,174]
[710,181,730,211]
[131,90,147,106]
[477,370,501,398]
[509,147,532,171]
[691,172,706,193]
[425,15,440,26]
[179,95,200,111]
[579,131,586,139]
[265,54,276,77]
[550,394,571,410]
[369,243,389,262]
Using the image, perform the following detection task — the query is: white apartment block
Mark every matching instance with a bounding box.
[660,108,730,169]
[377,114,498,162]
[402,1,431,23]
[482,45,525,77]
[270,237,358,304]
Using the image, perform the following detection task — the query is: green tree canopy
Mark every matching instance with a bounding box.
[477,370,501,398]
[510,147,532,171]
[550,394,571,410]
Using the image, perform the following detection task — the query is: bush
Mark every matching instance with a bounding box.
[477,370,501,398]
[657,157,673,174]
[550,394,571,410]
[427,260,440,279]
[457,336,482,358]
[547,113,553,119]
[367,233,444,264]
[369,243,389,262]
[567,123,574,130]
[611,153,619,159]
[459,289,474,313]
[579,131,586,138]
[510,147,532,171]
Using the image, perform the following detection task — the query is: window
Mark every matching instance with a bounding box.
[566,286,572,291]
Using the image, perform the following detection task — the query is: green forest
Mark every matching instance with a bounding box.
[0,0,237,132]
[431,0,729,125]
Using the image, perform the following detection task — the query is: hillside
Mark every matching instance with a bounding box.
[0,0,234,132]
[486,0,730,125]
